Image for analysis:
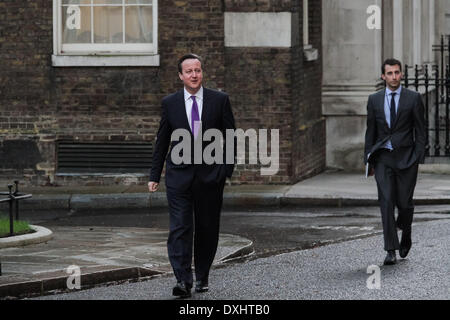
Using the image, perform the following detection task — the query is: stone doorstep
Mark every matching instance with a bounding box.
[0,265,163,299]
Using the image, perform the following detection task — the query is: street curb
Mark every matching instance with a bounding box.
[280,196,380,207]
[0,225,53,249]
[4,193,450,211]
[13,195,71,210]
[0,267,162,299]
[218,240,255,263]
[71,193,151,210]
[223,193,282,208]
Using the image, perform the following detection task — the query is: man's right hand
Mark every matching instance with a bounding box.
[148,181,159,193]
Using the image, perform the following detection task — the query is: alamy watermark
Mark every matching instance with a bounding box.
[66,4,382,32]
[66,6,81,30]
[66,265,81,290]
[367,4,381,30]
[170,123,279,176]
[366,265,381,289]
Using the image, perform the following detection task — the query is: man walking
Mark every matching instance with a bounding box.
[148,53,235,297]
[364,58,425,265]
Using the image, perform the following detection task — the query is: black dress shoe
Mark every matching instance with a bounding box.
[383,250,397,265]
[399,230,412,258]
[172,281,192,298]
[195,280,209,293]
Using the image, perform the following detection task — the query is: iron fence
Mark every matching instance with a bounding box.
[404,35,450,158]
[0,181,32,237]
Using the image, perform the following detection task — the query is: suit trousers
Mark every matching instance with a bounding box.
[166,176,225,285]
[374,149,418,251]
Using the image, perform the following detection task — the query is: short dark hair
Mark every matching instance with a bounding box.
[382,58,402,74]
[178,53,203,74]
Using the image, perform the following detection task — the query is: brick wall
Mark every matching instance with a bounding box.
[291,0,326,182]
[224,0,325,184]
[0,0,325,187]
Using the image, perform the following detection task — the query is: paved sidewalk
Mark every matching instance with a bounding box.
[1,171,449,212]
[0,226,253,298]
[0,170,449,299]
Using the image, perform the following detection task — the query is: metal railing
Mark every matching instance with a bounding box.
[404,35,450,158]
[0,181,32,237]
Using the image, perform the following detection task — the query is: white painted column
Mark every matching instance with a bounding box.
[393,0,403,60]
[303,0,309,46]
[322,0,383,170]
[429,0,435,63]
[413,0,421,65]
[421,0,429,63]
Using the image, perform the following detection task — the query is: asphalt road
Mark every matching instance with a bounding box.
[23,204,450,259]
[32,217,450,301]
[21,204,450,301]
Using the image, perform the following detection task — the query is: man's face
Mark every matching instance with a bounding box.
[382,64,402,90]
[179,58,203,94]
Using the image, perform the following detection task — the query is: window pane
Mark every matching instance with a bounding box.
[93,6,123,43]
[62,0,91,5]
[62,5,91,44]
[125,6,152,43]
[93,0,123,4]
[126,0,152,4]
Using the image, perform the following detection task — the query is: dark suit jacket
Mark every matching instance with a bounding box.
[364,87,425,169]
[150,87,236,190]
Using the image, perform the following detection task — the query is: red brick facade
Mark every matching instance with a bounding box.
[0,0,325,186]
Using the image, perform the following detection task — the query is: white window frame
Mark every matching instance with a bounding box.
[52,0,159,66]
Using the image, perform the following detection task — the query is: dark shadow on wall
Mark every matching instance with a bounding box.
[0,140,43,169]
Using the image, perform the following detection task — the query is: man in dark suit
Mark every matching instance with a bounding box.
[148,53,235,298]
[364,58,425,265]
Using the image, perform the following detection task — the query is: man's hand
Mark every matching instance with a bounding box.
[369,167,375,177]
[148,181,159,193]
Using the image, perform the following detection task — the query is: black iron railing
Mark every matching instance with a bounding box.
[404,35,450,158]
[0,181,32,237]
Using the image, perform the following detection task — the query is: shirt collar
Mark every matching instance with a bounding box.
[386,85,402,96]
[184,86,203,102]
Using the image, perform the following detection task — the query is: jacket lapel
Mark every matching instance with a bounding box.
[376,89,390,130]
[177,90,191,132]
[201,87,210,125]
[393,88,407,129]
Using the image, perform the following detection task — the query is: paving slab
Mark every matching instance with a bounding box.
[0,226,253,298]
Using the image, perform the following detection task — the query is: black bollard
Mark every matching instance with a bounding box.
[14,180,19,220]
[8,184,13,236]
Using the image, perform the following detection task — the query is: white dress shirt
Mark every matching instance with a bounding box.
[184,86,203,131]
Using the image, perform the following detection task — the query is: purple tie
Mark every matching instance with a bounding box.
[191,96,200,138]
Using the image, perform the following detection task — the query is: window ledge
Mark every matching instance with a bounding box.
[52,54,160,67]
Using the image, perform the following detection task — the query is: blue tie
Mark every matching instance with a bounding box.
[390,92,396,128]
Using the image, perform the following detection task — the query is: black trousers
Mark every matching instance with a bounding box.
[374,150,418,251]
[166,177,225,285]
